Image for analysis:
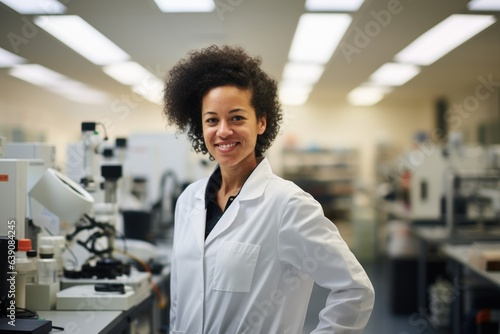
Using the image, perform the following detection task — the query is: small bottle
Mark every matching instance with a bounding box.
[37,245,57,284]
[26,250,37,283]
[16,239,36,308]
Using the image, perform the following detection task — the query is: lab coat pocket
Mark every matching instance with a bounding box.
[212,241,260,292]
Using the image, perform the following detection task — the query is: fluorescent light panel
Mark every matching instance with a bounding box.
[34,15,130,65]
[0,0,66,14]
[468,0,500,11]
[132,85,163,105]
[369,63,420,86]
[105,61,164,104]
[9,64,110,104]
[9,64,68,86]
[288,13,352,64]
[395,14,496,66]
[348,86,391,106]
[154,0,215,12]
[45,83,110,104]
[0,48,26,67]
[305,0,364,12]
[279,83,313,106]
[103,61,160,86]
[282,63,324,85]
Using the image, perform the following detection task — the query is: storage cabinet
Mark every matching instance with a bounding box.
[281,148,358,219]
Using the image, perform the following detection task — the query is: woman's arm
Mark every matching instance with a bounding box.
[278,191,375,333]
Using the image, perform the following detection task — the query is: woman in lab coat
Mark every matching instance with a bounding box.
[163,45,375,334]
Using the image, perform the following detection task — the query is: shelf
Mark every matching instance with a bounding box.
[282,147,358,218]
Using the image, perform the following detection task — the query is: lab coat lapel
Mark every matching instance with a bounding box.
[204,200,240,245]
[204,158,272,246]
[188,184,207,252]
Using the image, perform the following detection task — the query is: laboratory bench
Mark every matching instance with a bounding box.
[36,266,171,334]
[411,226,500,334]
[412,226,500,312]
[441,244,500,334]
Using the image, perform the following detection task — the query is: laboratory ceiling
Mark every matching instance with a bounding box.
[0,0,499,109]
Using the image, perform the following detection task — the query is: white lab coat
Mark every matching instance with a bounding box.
[170,158,374,334]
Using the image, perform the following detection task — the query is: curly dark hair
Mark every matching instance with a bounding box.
[162,45,282,158]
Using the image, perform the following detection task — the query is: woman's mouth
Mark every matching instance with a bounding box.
[215,142,239,153]
[216,142,238,149]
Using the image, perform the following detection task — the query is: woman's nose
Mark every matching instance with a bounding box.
[217,120,233,137]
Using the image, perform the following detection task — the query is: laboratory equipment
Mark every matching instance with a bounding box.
[5,142,58,237]
[80,121,107,193]
[443,172,500,234]
[6,142,55,169]
[0,159,28,239]
[15,238,36,309]
[408,143,448,221]
[29,168,94,226]
[66,121,109,199]
[37,245,57,284]
[56,283,148,311]
[25,244,60,310]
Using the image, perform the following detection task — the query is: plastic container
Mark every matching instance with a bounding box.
[16,239,36,308]
[37,245,57,284]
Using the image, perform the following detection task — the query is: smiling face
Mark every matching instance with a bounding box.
[202,85,266,170]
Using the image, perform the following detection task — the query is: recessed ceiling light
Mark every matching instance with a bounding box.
[34,15,130,66]
[9,64,110,104]
[468,0,500,11]
[0,48,26,67]
[395,14,496,66]
[288,13,352,64]
[9,64,67,86]
[305,0,365,12]
[46,83,110,104]
[154,0,215,12]
[132,85,163,105]
[0,0,66,14]
[369,63,421,86]
[279,83,313,106]
[103,61,160,86]
[282,63,325,85]
[347,86,392,106]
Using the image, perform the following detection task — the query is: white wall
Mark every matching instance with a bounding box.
[1,86,498,188]
[0,88,169,172]
[271,101,435,189]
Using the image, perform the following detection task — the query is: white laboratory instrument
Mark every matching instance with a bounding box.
[56,283,149,311]
[0,159,28,239]
[29,168,95,226]
[4,142,59,237]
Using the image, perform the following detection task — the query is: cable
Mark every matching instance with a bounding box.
[96,122,109,141]
[66,214,115,258]
[63,242,79,270]
[15,307,38,319]
[113,248,166,309]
